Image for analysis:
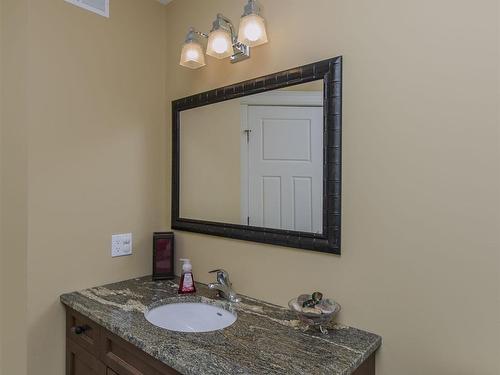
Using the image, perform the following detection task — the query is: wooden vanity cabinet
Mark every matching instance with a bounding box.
[66,306,375,375]
[65,307,179,375]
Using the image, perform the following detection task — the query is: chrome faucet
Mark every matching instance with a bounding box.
[208,269,240,303]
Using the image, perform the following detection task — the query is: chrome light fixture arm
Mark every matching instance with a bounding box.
[213,13,250,63]
[185,27,208,42]
[193,29,209,40]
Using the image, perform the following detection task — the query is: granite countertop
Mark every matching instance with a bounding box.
[60,276,381,375]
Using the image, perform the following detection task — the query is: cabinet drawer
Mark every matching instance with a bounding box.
[101,329,180,375]
[67,340,106,375]
[66,308,102,356]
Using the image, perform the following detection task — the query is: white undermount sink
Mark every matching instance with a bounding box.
[145,302,237,333]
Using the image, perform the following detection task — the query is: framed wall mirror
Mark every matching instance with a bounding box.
[172,56,342,254]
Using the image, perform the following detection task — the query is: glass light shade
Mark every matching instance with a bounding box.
[179,41,206,69]
[237,14,268,47]
[206,29,233,59]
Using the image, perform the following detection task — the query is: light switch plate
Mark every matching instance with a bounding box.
[111,233,133,257]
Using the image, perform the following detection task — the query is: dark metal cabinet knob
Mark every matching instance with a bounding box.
[71,325,90,335]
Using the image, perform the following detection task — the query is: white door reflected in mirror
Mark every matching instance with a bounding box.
[245,106,323,233]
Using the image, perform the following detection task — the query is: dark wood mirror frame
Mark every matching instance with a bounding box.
[172,56,342,255]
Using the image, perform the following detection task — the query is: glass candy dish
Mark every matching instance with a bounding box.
[288,294,341,334]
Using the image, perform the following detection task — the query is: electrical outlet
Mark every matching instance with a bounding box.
[111,233,133,257]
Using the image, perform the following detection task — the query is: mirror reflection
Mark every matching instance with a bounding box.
[180,80,324,234]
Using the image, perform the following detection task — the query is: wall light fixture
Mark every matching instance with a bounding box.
[179,28,206,69]
[179,0,268,69]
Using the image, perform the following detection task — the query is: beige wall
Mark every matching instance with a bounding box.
[2,0,168,374]
[180,100,241,223]
[1,0,29,374]
[282,80,323,92]
[0,0,3,372]
[166,1,500,374]
[0,1,3,372]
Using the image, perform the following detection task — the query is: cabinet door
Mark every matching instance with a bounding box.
[67,340,106,375]
[107,369,118,375]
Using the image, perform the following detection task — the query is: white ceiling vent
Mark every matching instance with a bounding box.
[65,0,109,18]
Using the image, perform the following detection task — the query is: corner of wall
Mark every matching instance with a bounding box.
[0,0,29,374]
[0,0,4,373]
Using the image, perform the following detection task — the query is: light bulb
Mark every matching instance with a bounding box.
[243,21,262,42]
[206,29,233,59]
[238,14,268,47]
[212,36,229,54]
[186,48,199,60]
[180,40,206,69]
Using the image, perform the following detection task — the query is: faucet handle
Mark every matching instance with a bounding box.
[209,269,230,284]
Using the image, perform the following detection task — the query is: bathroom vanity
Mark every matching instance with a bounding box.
[61,277,381,375]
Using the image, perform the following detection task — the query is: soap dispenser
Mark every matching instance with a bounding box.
[178,259,196,294]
